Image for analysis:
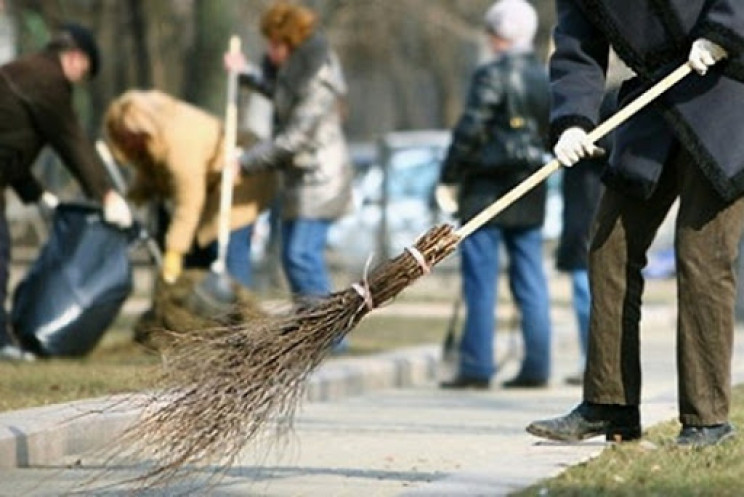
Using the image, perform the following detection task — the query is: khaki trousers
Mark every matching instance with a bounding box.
[584,145,744,426]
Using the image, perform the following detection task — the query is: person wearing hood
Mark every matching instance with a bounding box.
[225,2,352,307]
[0,22,132,361]
[437,0,552,390]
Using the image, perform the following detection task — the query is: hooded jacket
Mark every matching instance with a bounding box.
[551,0,744,201]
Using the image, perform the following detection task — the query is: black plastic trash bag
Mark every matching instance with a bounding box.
[12,203,133,357]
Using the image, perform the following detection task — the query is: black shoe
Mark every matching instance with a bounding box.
[526,402,642,442]
[676,423,736,447]
[502,376,548,389]
[439,375,490,390]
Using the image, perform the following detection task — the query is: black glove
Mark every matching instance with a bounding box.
[240,141,275,174]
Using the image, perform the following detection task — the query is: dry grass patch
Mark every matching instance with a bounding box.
[517,385,744,497]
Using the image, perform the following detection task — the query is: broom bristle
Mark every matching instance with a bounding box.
[117,224,460,484]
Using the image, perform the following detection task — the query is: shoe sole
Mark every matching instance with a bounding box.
[526,424,642,443]
[525,424,603,443]
[676,429,736,448]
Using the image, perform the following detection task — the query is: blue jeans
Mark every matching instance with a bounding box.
[224,224,254,288]
[458,225,551,381]
[571,269,590,361]
[282,218,347,352]
[193,224,254,288]
[281,218,332,297]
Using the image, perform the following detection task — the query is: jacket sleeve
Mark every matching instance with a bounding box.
[549,0,611,145]
[440,65,502,185]
[238,56,277,97]
[9,170,43,204]
[30,88,111,201]
[163,139,209,254]
[694,1,744,57]
[244,69,339,171]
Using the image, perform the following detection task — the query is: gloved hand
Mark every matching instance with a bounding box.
[102,190,133,229]
[435,184,459,215]
[161,249,183,284]
[689,38,728,75]
[40,191,59,210]
[240,141,275,174]
[553,127,605,167]
[223,50,248,73]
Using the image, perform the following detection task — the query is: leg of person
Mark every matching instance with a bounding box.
[281,218,332,297]
[502,226,551,388]
[565,268,591,386]
[281,217,347,352]
[225,223,254,288]
[572,269,591,358]
[528,164,678,441]
[583,167,678,406]
[674,148,744,447]
[441,226,500,389]
[0,209,33,361]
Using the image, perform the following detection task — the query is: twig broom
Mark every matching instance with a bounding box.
[119,63,693,484]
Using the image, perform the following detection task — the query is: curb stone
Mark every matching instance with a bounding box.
[0,345,441,469]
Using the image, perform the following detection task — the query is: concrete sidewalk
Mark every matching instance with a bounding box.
[2,304,744,496]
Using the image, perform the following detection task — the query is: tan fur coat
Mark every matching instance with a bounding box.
[103,89,276,253]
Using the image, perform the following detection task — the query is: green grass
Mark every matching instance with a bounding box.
[0,312,454,412]
[0,325,161,412]
[515,385,744,497]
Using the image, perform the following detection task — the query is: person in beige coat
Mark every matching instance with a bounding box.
[103,89,276,286]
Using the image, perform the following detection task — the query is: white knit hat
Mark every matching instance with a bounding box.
[484,0,538,52]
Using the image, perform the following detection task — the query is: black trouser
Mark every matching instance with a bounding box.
[0,205,10,346]
[584,145,744,426]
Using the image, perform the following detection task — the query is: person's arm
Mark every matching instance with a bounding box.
[238,55,277,97]
[164,152,208,257]
[440,65,502,185]
[9,169,43,204]
[549,0,611,144]
[28,84,111,201]
[693,1,744,58]
[240,67,338,173]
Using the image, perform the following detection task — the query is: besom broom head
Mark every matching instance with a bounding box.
[118,224,460,485]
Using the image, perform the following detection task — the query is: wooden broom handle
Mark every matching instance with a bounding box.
[213,35,242,274]
[455,62,693,239]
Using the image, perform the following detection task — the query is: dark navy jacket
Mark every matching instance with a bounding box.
[441,52,550,229]
[551,0,744,201]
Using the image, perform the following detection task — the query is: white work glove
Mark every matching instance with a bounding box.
[102,190,133,229]
[553,127,605,167]
[689,38,728,76]
[223,50,248,73]
[435,184,459,215]
[40,191,59,210]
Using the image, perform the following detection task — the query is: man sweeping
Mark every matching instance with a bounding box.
[0,23,132,361]
[527,0,744,447]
